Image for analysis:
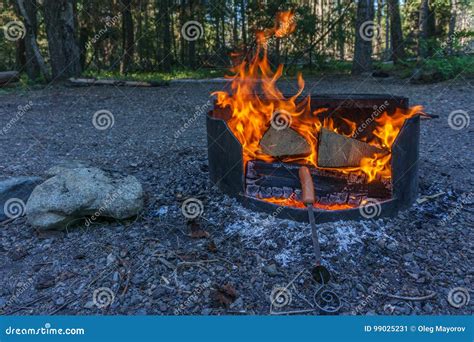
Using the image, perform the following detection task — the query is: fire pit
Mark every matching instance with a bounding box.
[207,94,421,223]
[206,12,424,223]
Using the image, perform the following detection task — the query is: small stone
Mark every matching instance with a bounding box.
[230,297,244,310]
[106,253,116,266]
[403,253,414,262]
[35,274,56,290]
[84,301,95,309]
[201,308,212,315]
[423,303,433,314]
[376,238,386,249]
[263,264,279,276]
[55,297,65,306]
[159,303,168,312]
[386,242,398,252]
[9,248,28,261]
[152,287,168,298]
[356,284,366,294]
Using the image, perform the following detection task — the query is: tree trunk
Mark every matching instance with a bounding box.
[187,0,196,68]
[161,0,172,72]
[179,0,186,65]
[18,0,39,79]
[233,0,239,46]
[336,0,345,60]
[385,2,390,59]
[388,0,405,63]
[418,0,435,59]
[119,0,134,74]
[16,0,50,81]
[375,0,383,56]
[352,0,375,75]
[43,0,81,80]
[447,0,457,54]
[16,38,26,72]
[240,0,247,48]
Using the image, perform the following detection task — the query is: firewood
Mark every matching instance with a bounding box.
[317,128,388,168]
[246,160,392,200]
[0,71,19,86]
[259,125,311,157]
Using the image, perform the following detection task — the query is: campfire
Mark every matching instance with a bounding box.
[207,12,425,222]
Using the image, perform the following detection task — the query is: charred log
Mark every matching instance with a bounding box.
[246,160,392,202]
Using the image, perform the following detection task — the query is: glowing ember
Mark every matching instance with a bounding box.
[264,197,354,210]
[212,11,424,209]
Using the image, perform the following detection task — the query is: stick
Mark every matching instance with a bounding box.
[374,290,436,301]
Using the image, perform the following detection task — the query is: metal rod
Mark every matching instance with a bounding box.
[307,205,321,265]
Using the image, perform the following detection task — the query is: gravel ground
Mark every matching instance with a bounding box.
[0,74,473,316]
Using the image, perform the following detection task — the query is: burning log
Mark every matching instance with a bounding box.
[317,128,389,168]
[259,125,311,157]
[246,160,391,204]
[0,71,19,86]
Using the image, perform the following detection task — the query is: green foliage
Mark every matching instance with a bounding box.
[421,55,474,79]
[83,68,226,82]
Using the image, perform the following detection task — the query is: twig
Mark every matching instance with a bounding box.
[270,308,317,315]
[5,295,51,315]
[374,290,436,301]
[177,260,220,267]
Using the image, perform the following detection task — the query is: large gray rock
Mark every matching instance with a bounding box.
[26,167,144,230]
[0,176,43,221]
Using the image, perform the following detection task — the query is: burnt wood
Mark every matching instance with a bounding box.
[246,160,392,200]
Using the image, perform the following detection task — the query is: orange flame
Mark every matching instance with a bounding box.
[212,12,423,206]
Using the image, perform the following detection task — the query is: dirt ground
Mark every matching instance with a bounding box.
[0,74,472,315]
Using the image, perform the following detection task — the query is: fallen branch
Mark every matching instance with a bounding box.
[0,71,19,86]
[68,77,169,87]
